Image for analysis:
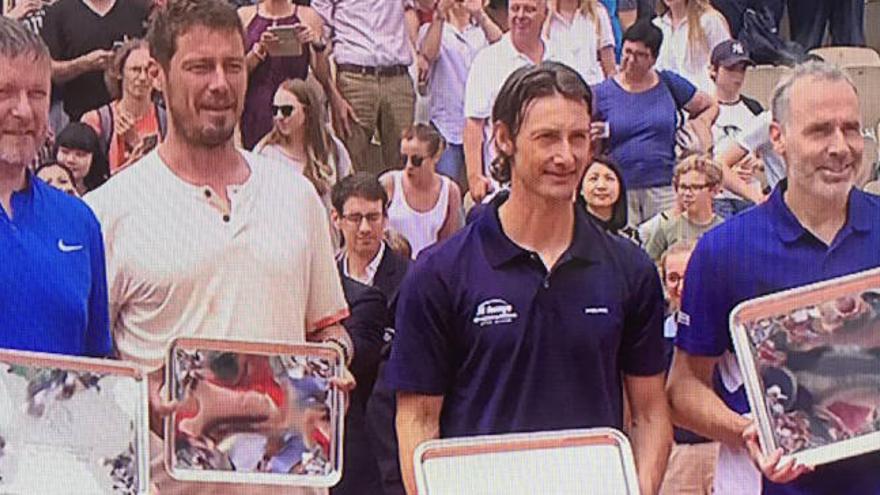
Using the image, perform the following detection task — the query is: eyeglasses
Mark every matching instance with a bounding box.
[272,105,295,118]
[677,183,711,193]
[399,154,426,167]
[622,47,652,60]
[342,212,384,225]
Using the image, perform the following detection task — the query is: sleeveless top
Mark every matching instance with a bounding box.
[242,4,310,150]
[387,171,450,260]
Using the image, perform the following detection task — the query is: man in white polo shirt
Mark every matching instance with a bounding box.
[84,1,354,494]
[463,0,573,203]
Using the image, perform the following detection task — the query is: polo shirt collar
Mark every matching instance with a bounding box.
[479,200,602,269]
[770,180,873,244]
[500,34,556,64]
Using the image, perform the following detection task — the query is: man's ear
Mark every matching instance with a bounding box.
[494,122,514,157]
[769,120,785,158]
[330,209,341,231]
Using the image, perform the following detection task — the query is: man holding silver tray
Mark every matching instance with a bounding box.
[668,61,880,495]
[84,0,355,493]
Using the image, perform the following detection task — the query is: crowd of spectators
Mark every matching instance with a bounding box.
[2,0,880,494]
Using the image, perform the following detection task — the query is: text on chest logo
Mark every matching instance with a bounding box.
[584,307,610,315]
[473,299,519,327]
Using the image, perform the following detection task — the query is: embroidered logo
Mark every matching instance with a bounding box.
[57,239,84,253]
[584,307,610,315]
[473,299,518,327]
[732,42,745,55]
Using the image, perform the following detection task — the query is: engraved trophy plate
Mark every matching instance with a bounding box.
[730,267,880,467]
[414,428,641,495]
[164,337,344,487]
[0,350,149,494]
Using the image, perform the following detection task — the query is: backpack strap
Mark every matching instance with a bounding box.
[155,102,168,140]
[97,104,114,157]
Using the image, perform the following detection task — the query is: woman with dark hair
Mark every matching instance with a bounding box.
[35,161,78,197]
[54,122,110,195]
[579,155,643,245]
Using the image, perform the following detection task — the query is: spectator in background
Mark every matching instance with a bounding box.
[464,0,574,203]
[312,0,433,176]
[238,0,326,150]
[579,154,642,245]
[0,17,110,357]
[787,0,865,50]
[255,78,351,208]
[330,172,410,495]
[716,110,786,192]
[708,39,765,218]
[618,0,656,31]
[381,123,462,260]
[53,122,110,195]
[485,0,510,30]
[592,21,717,225]
[545,0,617,85]
[709,0,782,36]
[653,0,729,93]
[597,0,621,59]
[35,161,78,196]
[644,154,724,262]
[419,0,501,192]
[40,0,150,120]
[81,39,165,174]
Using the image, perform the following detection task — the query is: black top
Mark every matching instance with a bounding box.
[41,0,149,120]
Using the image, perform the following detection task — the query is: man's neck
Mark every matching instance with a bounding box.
[715,88,741,105]
[0,163,27,219]
[784,186,849,245]
[510,33,544,64]
[683,207,714,225]
[449,8,470,28]
[157,134,249,202]
[347,246,380,280]
[498,188,575,270]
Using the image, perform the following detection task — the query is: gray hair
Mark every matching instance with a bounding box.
[0,16,50,62]
[771,61,858,128]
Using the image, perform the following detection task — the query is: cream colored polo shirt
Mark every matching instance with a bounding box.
[85,149,349,372]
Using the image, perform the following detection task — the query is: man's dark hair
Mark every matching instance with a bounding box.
[490,62,592,184]
[331,172,389,214]
[622,20,663,58]
[147,0,245,71]
[0,16,49,63]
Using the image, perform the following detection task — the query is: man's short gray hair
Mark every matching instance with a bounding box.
[770,61,858,128]
[0,16,50,62]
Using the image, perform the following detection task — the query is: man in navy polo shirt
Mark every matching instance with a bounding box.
[387,62,671,495]
[0,17,110,357]
[667,61,880,495]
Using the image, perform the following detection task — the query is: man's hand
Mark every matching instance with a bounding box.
[743,423,813,484]
[463,0,485,17]
[467,172,493,203]
[7,0,42,20]
[329,366,356,414]
[147,368,182,437]
[83,49,114,71]
[329,90,360,140]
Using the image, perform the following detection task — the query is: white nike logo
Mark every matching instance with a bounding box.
[57,239,83,253]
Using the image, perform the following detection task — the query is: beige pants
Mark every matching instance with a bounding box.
[659,442,720,495]
[336,70,415,176]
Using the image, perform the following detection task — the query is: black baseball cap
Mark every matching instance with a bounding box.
[711,40,754,67]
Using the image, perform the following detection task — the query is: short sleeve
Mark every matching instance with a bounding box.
[304,187,349,331]
[619,250,667,376]
[310,0,332,24]
[644,218,669,261]
[84,212,112,357]
[736,111,772,154]
[703,11,731,53]
[675,233,732,356]
[463,47,494,119]
[385,258,454,394]
[660,70,698,109]
[596,4,615,49]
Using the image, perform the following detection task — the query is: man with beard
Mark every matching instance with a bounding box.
[84,1,354,493]
[0,17,110,357]
[668,61,880,495]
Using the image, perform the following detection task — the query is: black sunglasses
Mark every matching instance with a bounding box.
[272,105,294,117]
[400,153,425,167]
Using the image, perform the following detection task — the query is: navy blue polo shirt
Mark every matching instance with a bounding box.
[0,174,111,357]
[386,203,666,438]
[676,181,880,495]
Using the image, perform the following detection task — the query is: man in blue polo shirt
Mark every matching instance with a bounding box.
[387,62,671,495]
[0,17,110,357]
[667,61,880,495]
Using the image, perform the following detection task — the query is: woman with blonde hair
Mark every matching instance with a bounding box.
[653,0,730,92]
[544,0,617,84]
[255,78,351,205]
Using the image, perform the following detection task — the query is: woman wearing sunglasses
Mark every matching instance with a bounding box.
[255,78,352,211]
[380,123,462,260]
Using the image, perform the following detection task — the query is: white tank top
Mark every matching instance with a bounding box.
[387,171,450,259]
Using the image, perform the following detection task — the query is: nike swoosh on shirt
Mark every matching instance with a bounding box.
[57,239,84,252]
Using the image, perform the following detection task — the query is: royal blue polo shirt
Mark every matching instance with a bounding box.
[676,181,880,495]
[386,203,666,438]
[0,173,111,357]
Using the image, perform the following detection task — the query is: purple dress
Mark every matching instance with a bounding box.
[242,4,310,150]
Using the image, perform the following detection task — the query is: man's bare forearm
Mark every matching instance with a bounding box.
[397,393,443,495]
[51,57,94,84]
[626,374,672,495]
[463,118,485,181]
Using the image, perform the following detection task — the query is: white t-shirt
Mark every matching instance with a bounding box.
[734,111,786,189]
[654,12,730,93]
[545,5,615,85]
[464,34,573,179]
[713,98,762,199]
